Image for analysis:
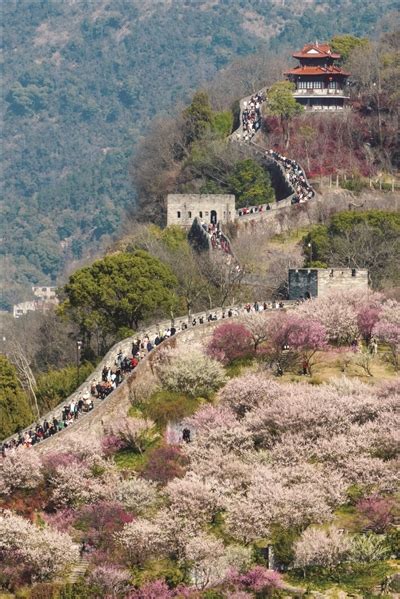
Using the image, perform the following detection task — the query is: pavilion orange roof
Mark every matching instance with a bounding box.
[284,65,350,77]
[292,43,341,60]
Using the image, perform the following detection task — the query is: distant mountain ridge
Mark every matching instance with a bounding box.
[1,0,398,308]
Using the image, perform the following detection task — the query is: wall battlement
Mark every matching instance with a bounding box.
[289,267,369,300]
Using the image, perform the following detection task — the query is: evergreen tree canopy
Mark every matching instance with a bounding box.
[62,251,178,337]
[330,34,369,62]
[0,355,33,440]
[183,91,214,144]
[228,159,275,208]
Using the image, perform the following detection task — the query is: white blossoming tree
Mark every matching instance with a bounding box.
[0,510,78,581]
[0,447,43,495]
[156,348,227,398]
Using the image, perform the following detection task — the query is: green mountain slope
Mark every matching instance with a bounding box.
[1,0,398,308]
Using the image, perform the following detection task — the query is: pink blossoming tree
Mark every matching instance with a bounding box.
[207,322,254,364]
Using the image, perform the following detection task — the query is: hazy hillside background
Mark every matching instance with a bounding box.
[1,0,398,308]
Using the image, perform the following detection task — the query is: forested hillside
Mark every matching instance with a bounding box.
[1,0,398,308]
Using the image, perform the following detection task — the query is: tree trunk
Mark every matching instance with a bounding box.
[282,117,290,148]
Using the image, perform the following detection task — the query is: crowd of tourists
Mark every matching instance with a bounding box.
[232,88,315,214]
[1,301,292,456]
[237,203,272,217]
[235,151,314,217]
[208,223,232,255]
[1,393,96,452]
[201,222,232,255]
[267,150,315,203]
[239,92,266,141]
[232,87,315,210]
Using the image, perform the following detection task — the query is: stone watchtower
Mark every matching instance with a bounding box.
[166,194,236,228]
[288,268,369,300]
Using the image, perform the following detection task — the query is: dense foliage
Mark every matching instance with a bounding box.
[2,1,396,306]
[303,211,400,288]
[266,80,303,147]
[0,357,94,442]
[0,356,33,440]
[227,159,275,208]
[61,250,178,343]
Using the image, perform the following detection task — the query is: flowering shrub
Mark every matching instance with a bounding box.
[183,404,237,432]
[117,517,169,564]
[260,312,327,373]
[126,579,174,599]
[374,300,400,369]
[142,444,188,484]
[183,533,252,590]
[41,435,106,482]
[42,507,76,533]
[219,374,281,417]
[207,322,254,364]
[74,501,134,550]
[88,564,132,595]
[356,495,395,533]
[0,510,78,582]
[166,473,222,526]
[49,459,120,507]
[182,445,252,497]
[357,306,382,342]
[224,464,338,543]
[61,432,104,463]
[286,316,328,368]
[101,434,126,456]
[0,447,43,495]
[186,416,253,458]
[294,526,352,570]
[338,455,399,493]
[295,291,359,344]
[228,565,282,592]
[116,476,159,514]
[157,348,226,398]
[42,452,80,478]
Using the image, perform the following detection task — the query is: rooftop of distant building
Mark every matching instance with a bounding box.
[292,42,341,59]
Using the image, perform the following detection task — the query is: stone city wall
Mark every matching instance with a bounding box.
[234,189,400,238]
[318,268,369,297]
[33,320,222,455]
[288,268,369,300]
[32,304,297,455]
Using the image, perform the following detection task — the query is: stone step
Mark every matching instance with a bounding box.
[66,557,90,583]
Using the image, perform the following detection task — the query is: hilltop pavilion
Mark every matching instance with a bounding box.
[285,42,350,111]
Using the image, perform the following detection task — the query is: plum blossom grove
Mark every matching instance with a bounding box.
[0,290,399,596]
[208,290,400,374]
